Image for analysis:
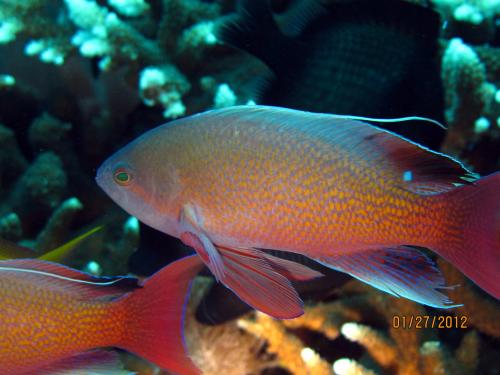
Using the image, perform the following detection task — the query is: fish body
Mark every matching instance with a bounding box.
[97,106,500,319]
[219,0,445,148]
[0,256,202,374]
[99,110,434,248]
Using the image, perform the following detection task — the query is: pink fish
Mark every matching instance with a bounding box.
[0,255,203,374]
[96,106,499,319]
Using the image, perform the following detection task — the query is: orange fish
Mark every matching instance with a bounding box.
[0,255,202,374]
[96,106,499,319]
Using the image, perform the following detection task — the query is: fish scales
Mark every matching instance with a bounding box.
[140,110,444,251]
[97,106,500,318]
[0,257,202,374]
[0,271,123,371]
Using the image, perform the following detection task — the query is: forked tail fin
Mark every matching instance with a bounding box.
[118,255,203,375]
[438,172,500,299]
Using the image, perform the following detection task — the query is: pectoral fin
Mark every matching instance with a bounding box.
[216,246,305,319]
[180,231,225,281]
[179,203,322,318]
[261,251,323,281]
[180,230,306,318]
[179,203,225,280]
[315,246,461,308]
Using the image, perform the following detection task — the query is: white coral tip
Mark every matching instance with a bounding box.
[123,216,139,235]
[333,358,355,375]
[341,322,361,340]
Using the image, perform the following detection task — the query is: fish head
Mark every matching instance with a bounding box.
[96,132,182,237]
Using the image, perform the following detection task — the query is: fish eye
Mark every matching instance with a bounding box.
[113,166,133,186]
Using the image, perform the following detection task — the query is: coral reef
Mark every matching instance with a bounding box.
[0,0,250,118]
[187,278,277,375]
[0,151,68,238]
[0,1,498,374]
[431,0,500,43]
[120,277,279,375]
[240,312,333,375]
[430,0,500,173]
[180,276,495,375]
[440,37,499,169]
[326,283,484,375]
[0,0,252,273]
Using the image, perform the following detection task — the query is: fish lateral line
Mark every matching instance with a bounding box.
[0,266,134,287]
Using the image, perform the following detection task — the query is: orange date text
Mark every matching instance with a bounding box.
[392,315,468,329]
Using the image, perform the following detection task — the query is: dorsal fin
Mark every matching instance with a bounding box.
[217,0,301,76]
[275,0,328,37]
[204,105,476,194]
[0,259,140,300]
[358,129,477,194]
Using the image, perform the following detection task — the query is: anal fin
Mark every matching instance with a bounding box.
[315,246,461,308]
[34,350,132,375]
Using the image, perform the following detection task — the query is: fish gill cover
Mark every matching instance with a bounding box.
[0,0,499,374]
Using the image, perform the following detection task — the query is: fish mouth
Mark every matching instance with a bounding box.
[95,161,111,192]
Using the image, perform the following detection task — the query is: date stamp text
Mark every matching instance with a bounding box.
[392,315,468,329]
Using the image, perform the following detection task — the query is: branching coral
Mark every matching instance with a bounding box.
[240,312,333,375]
[186,278,276,375]
[0,0,254,260]
[431,0,500,43]
[2,151,68,231]
[0,1,497,374]
[33,196,83,252]
[441,38,499,161]
[420,329,481,375]
[0,0,237,118]
[284,283,429,375]
[0,74,15,88]
[28,112,73,153]
[427,0,500,173]
[0,1,72,62]
[0,123,28,193]
[108,0,150,18]
[169,275,494,375]
[139,65,190,118]
[71,214,141,275]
